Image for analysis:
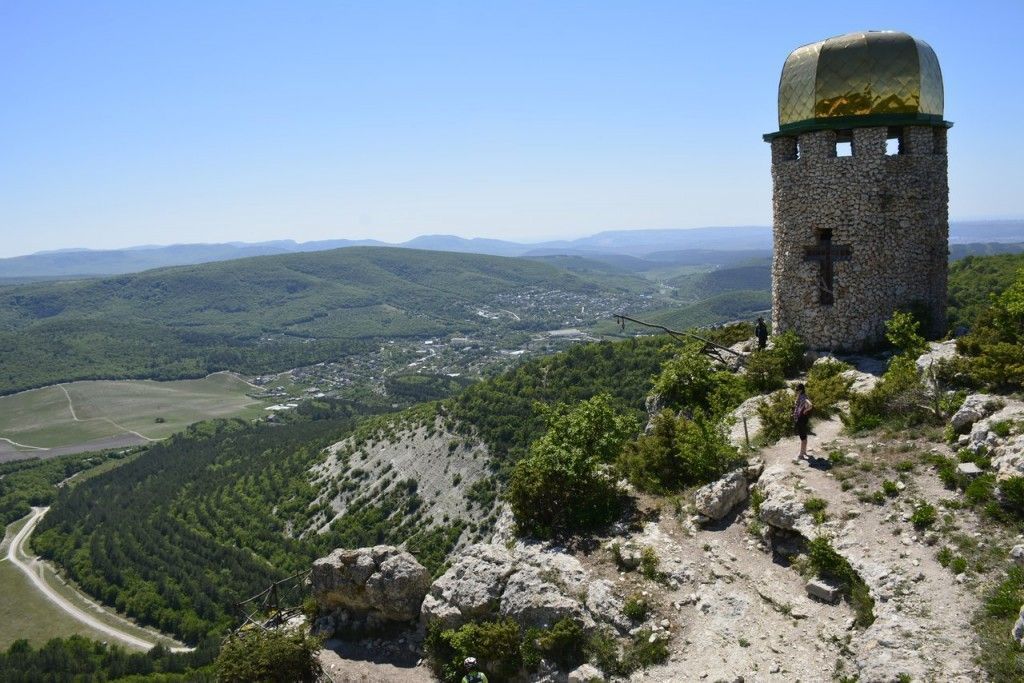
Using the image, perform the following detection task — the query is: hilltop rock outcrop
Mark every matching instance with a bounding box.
[312,545,431,632]
[421,536,622,634]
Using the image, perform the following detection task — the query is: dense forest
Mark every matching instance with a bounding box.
[0,636,216,682]
[28,335,690,644]
[0,451,129,526]
[947,252,1024,330]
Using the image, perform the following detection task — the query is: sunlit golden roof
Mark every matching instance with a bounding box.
[773,31,946,135]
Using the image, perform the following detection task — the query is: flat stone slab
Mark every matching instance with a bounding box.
[956,462,983,477]
[806,578,842,604]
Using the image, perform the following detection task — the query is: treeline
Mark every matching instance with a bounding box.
[0,637,217,682]
[947,252,1024,330]
[447,336,676,468]
[0,451,129,526]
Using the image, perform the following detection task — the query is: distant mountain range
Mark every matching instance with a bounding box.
[2,220,1022,280]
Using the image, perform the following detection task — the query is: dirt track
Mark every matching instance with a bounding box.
[5,507,190,652]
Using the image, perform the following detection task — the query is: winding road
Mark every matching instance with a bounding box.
[4,507,190,652]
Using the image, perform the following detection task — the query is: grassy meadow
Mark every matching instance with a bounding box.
[0,373,266,452]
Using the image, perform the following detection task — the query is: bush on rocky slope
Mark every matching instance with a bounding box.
[508,394,637,538]
[619,408,741,493]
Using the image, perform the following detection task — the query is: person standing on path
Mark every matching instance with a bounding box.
[793,383,813,463]
[755,317,769,351]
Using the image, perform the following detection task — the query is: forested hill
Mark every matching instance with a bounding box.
[0,247,648,394]
[31,336,678,644]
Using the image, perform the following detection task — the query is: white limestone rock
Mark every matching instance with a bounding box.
[567,663,604,682]
[1013,605,1024,645]
[694,469,748,521]
[950,393,1001,433]
[312,545,431,623]
[755,466,813,536]
[420,543,515,627]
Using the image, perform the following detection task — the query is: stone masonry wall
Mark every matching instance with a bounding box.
[769,125,948,351]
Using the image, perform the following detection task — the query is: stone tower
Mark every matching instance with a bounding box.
[764,31,950,352]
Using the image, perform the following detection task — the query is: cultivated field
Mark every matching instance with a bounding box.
[0,373,266,458]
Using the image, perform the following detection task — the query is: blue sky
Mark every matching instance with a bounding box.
[1,1,1022,257]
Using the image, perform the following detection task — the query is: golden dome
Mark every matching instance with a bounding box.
[773,31,947,135]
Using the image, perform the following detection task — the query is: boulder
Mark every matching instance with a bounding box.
[916,340,957,376]
[585,580,630,632]
[312,546,430,624]
[755,467,811,535]
[806,578,842,604]
[1010,545,1024,568]
[694,469,748,521]
[728,395,767,448]
[1013,605,1024,645]
[956,462,983,478]
[567,663,605,682]
[423,540,603,632]
[499,564,595,630]
[420,543,515,627]
[950,394,1000,433]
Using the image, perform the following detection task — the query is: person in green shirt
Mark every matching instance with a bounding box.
[461,656,488,683]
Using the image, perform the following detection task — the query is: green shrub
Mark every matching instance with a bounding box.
[882,480,900,497]
[623,595,650,622]
[806,536,875,628]
[426,619,524,682]
[588,627,670,677]
[885,310,929,357]
[950,556,968,574]
[652,344,722,413]
[618,409,742,494]
[744,350,785,393]
[965,474,997,507]
[750,486,765,514]
[214,629,321,683]
[805,360,854,418]
[587,631,626,677]
[622,630,669,670]
[992,421,1013,438]
[804,497,829,523]
[640,547,661,581]
[1000,476,1024,518]
[529,618,587,670]
[756,389,795,444]
[977,566,1024,680]
[845,355,934,433]
[910,502,937,529]
[508,394,636,538]
[771,331,807,377]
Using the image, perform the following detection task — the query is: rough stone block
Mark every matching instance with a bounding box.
[957,462,983,478]
[806,578,842,604]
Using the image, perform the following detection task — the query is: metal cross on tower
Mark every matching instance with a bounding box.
[803,229,852,305]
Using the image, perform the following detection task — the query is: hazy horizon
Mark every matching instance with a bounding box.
[3,1,1023,258]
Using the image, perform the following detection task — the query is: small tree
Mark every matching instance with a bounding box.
[618,409,741,493]
[215,629,321,683]
[885,310,928,358]
[508,394,637,538]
